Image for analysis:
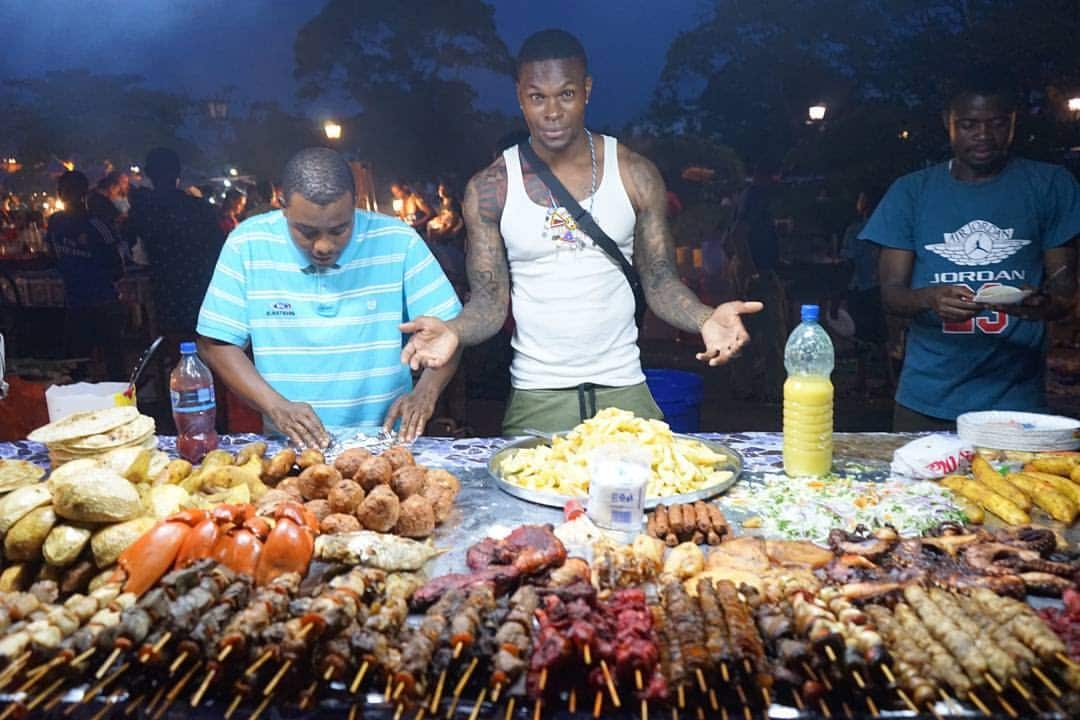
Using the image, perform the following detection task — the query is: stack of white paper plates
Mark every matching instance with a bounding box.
[957,411,1080,452]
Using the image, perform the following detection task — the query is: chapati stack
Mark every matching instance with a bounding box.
[27,407,158,467]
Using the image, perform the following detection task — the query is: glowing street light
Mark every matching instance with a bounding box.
[324,120,342,140]
[898,129,911,141]
[129,164,141,175]
[1069,97,1080,113]
[228,167,238,177]
[808,104,827,123]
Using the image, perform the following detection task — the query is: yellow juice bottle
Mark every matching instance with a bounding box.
[783,305,834,477]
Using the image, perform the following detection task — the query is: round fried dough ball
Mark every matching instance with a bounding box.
[328,480,365,515]
[297,464,342,501]
[422,468,460,523]
[393,494,436,538]
[355,456,393,492]
[380,446,416,471]
[333,448,373,479]
[390,466,427,500]
[320,512,362,534]
[263,448,296,483]
[356,485,400,533]
[297,448,325,470]
[277,477,304,500]
[304,499,332,525]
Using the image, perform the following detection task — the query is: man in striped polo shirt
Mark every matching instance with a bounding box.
[196,148,462,448]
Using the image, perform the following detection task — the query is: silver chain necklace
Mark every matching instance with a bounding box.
[534,129,598,251]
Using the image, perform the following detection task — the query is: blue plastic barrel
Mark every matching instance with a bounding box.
[644,369,703,433]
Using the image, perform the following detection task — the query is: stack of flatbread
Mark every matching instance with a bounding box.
[27,407,158,467]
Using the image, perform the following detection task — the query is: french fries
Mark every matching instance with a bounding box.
[1003,473,1078,524]
[939,475,1030,525]
[498,408,734,498]
[971,455,1032,511]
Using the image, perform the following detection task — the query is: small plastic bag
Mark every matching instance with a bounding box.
[890,433,974,479]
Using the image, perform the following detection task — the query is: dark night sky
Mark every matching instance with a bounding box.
[4,0,706,127]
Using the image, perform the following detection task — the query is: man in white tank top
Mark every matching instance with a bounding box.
[400,29,763,434]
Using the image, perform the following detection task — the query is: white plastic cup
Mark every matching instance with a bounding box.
[587,445,651,535]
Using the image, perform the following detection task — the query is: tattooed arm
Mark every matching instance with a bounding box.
[400,160,511,369]
[620,147,763,365]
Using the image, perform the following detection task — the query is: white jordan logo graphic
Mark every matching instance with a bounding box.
[926,219,1030,266]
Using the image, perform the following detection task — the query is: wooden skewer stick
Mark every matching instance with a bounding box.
[216,644,233,663]
[351,659,371,694]
[1055,652,1077,670]
[191,667,217,707]
[879,663,895,685]
[263,659,293,696]
[249,693,272,720]
[818,698,832,719]
[28,676,67,713]
[697,707,706,720]
[592,690,602,719]
[927,701,943,720]
[224,693,243,720]
[966,691,992,717]
[245,648,274,677]
[741,706,751,720]
[25,655,64,682]
[995,693,1018,719]
[88,696,114,720]
[415,707,427,720]
[538,666,548,692]
[734,683,747,706]
[491,681,502,703]
[393,704,405,720]
[635,668,643,691]
[938,688,957,715]
[642,698,648,720]
[123,692,147,718]
[142,685,167,718]
[791,688,805,711]
[824,645,837,663]
[151,661,200,720]
[720,661,730,683]
[323,665,335,682]
[1031,666,1062,698]
[467,687,487,720]
[841,701,854,720]
[695,667,707,693]
[865,695,879,718]
[299,680,318,711]
[66,661,131,716]
[71,647,97,667]
[95,647,124,679]
[569,688,577,713]
[348,705,359,720]
[983,672,1002,693]
[534,697,543,720]
[676,683,685,709]
[708,689,719,712]
[393,681,406,701]
[44,683,71,713]
[762,686,771,708]
[1009,677,1032,701]
[453,641,463,660]
[801,661,819,683]
[447,657,480,719]
[0,702,19,720]
[428,668,446,712]
[144,631,172,661]
[896,689,918,713]
[742,658,752,676]
[583,643,591,665]
[504,696,515,720]
[851,668,865,689]
[168,650,190,675]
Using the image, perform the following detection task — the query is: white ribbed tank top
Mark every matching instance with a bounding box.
[500,134,643,389]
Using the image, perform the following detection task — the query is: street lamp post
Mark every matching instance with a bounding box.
[324,121,342,141]
[808,104,827,123]
[1068,97,1080,114]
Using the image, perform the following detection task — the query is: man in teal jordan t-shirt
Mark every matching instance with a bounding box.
[861,68,1079,431]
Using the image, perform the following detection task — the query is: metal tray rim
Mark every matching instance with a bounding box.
[487,434,744,509]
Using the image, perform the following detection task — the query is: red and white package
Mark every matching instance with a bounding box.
[890,434,974,479]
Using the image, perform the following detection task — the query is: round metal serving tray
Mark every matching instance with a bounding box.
[488,434,744,509]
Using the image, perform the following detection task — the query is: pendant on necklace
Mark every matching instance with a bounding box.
[545,206,585,251]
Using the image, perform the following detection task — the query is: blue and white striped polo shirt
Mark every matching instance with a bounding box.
[197,210,461,431]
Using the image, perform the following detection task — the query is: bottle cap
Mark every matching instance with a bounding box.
[801,304,819,322]
[179,341,196,354]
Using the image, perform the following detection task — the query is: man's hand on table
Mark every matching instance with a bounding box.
[266,399,330,449]
[399,317,459,371]
[383,385,439,442]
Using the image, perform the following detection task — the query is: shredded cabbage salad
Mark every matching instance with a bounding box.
[723,474,965,543]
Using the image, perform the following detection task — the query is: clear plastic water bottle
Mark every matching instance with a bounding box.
[783,305,834,477]
[170,342,218,462]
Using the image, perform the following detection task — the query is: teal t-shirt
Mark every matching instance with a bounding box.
[860,158,1080,420]
[197,210,461,432]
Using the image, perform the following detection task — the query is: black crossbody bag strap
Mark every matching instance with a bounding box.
[518,141,647,327]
